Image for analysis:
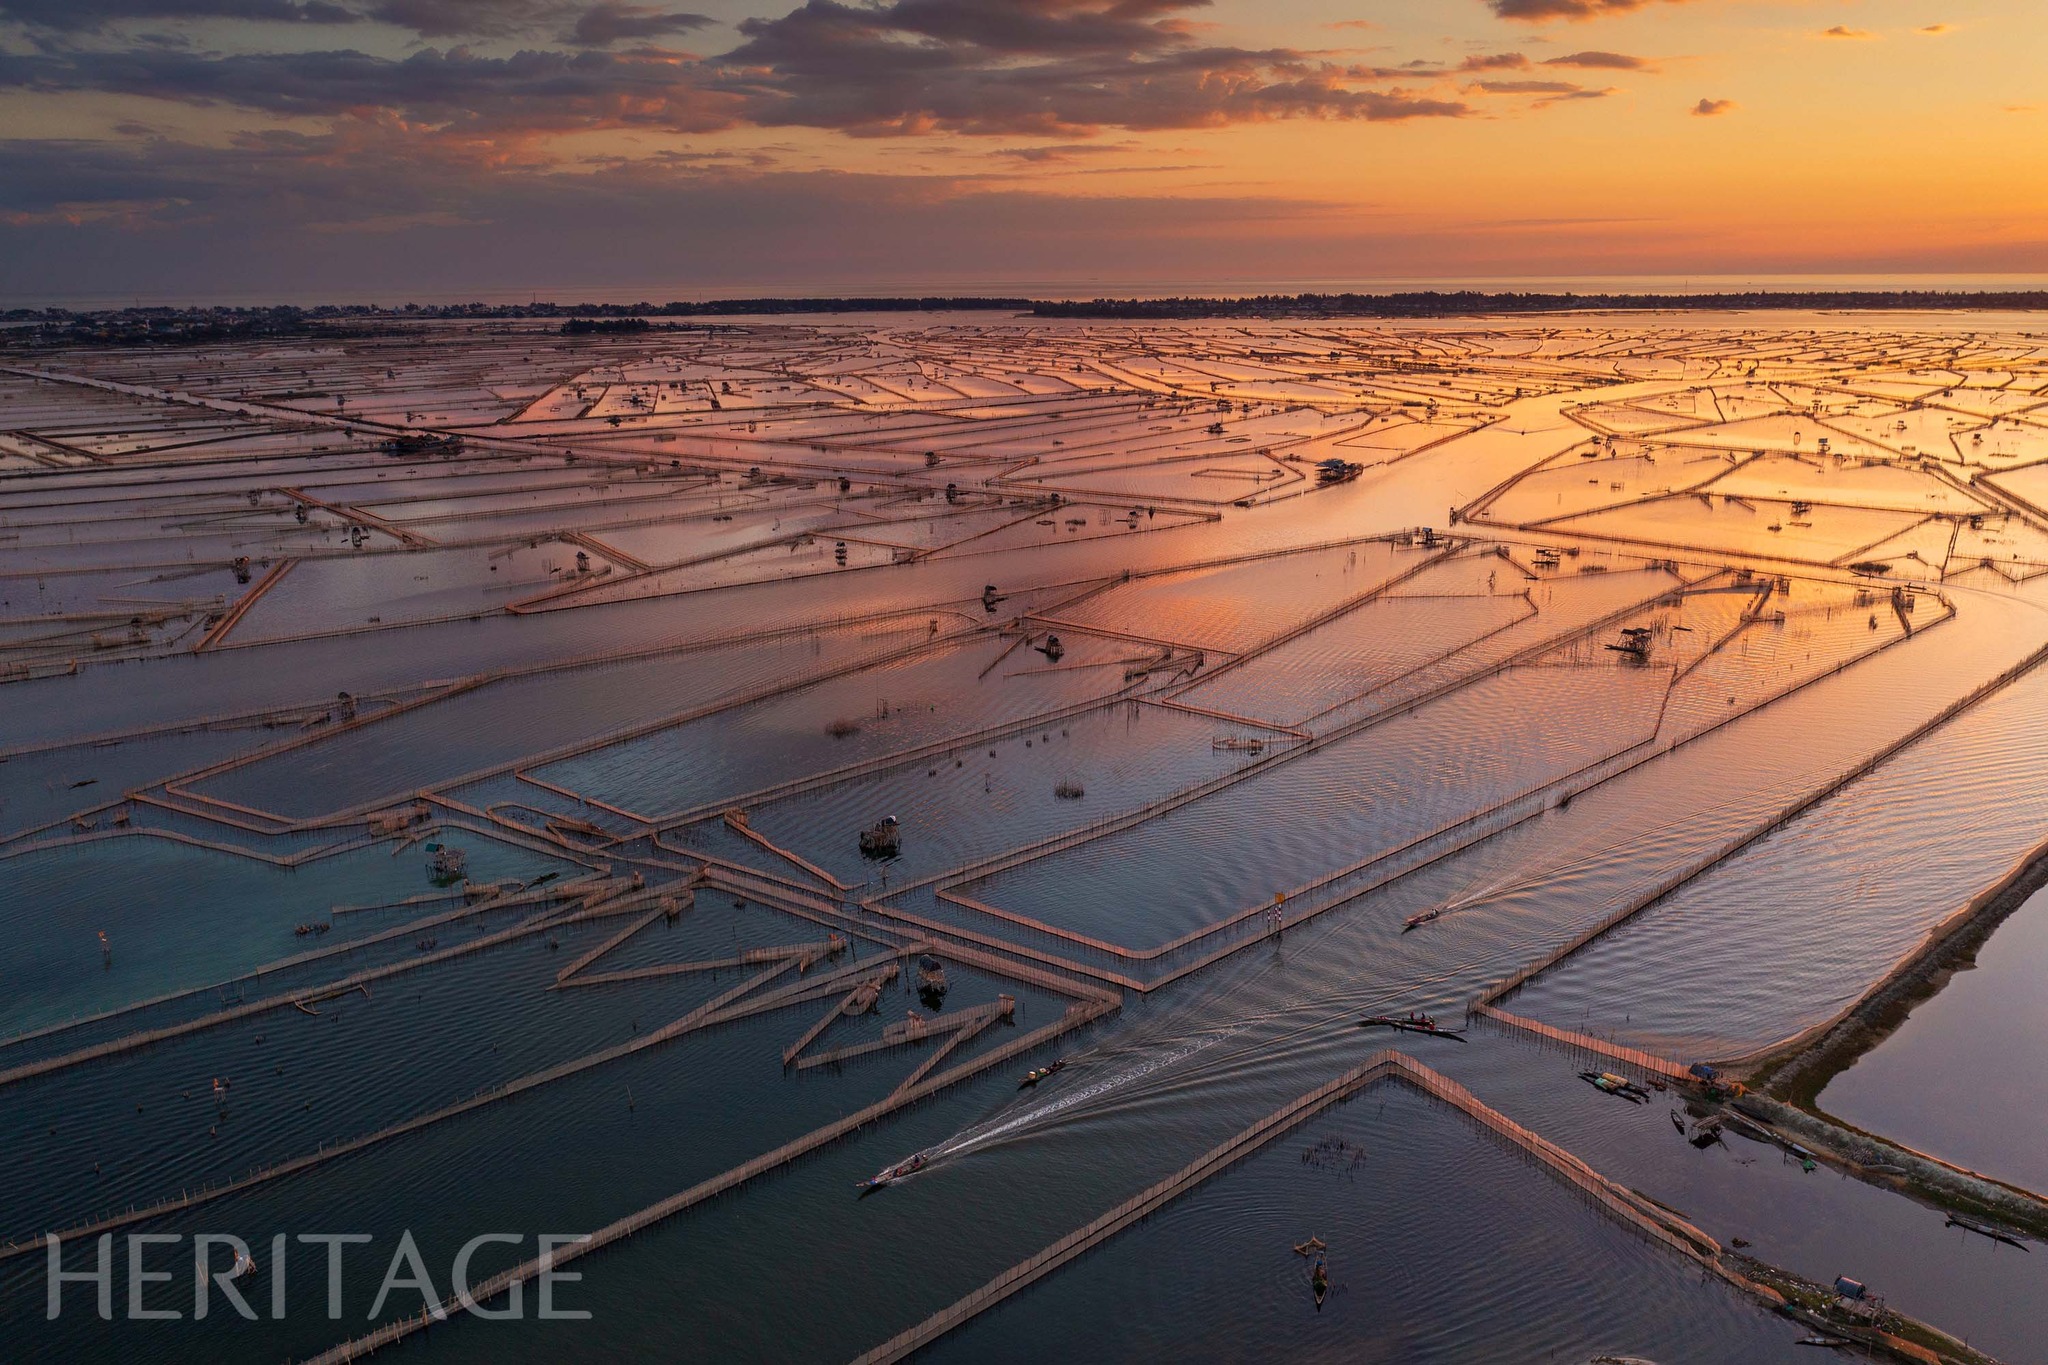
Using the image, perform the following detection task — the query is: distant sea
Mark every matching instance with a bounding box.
[14,273,2048,312]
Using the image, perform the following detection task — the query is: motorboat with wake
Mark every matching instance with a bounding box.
[1358,1012,1465,1041]
[856,1152,928,1195]
[1019,1059,1067,1089]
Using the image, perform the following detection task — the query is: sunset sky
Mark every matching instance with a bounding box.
[2,0,2043,302]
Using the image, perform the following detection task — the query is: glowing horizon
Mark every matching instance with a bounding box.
[2,0,2044,300]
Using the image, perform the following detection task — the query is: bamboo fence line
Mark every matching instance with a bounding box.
[848,1051,1725,1365]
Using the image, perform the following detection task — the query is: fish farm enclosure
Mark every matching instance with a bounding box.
[6,314,2048,1363]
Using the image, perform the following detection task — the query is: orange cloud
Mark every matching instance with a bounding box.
[1544,50,1657,70]
[1691,97,1735,117]
[1489,0,1685,20]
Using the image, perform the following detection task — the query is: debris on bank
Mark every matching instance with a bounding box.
[1726,1254,2003,1365]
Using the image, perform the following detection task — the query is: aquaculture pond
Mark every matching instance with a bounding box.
[7,318,2048,1365]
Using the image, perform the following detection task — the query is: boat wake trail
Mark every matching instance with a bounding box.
[892,1023,1248,1177]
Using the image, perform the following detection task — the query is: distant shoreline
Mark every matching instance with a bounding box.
[10,289,2048,325]
[1033,290,2048,318]
[10,290,2048,347]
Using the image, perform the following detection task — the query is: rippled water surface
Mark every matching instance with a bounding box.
[925,1085,1812,1365]
[1821,883,2048,1193]
[8,319,2048,1364]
